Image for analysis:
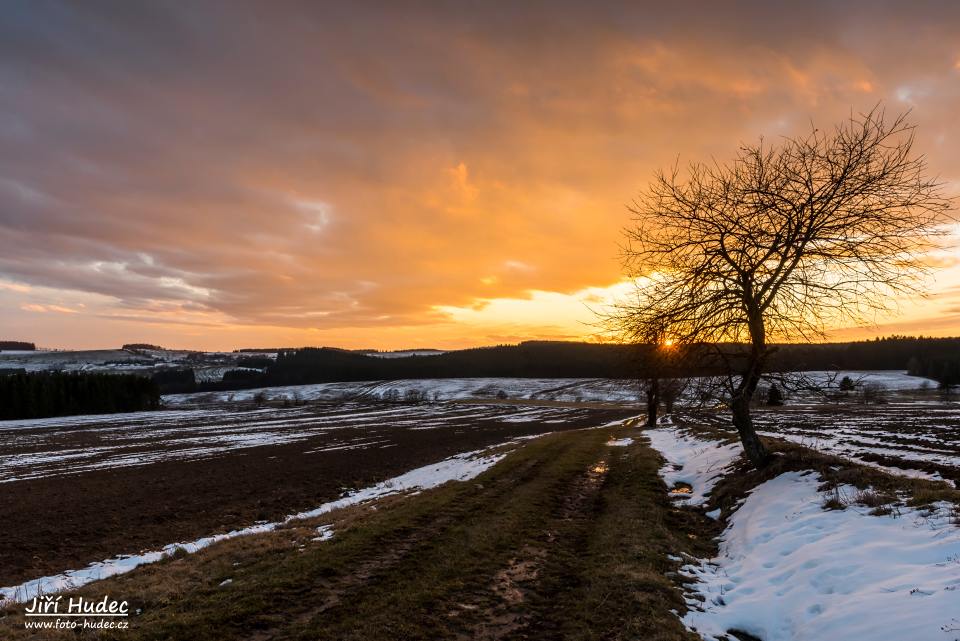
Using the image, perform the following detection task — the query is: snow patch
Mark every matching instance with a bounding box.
[681,471,960,641]
[645,428,742,506]
[312,525,335,542]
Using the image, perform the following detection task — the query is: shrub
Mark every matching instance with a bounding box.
[766,384,785,406]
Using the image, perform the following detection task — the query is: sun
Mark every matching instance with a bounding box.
[663,338,675,347]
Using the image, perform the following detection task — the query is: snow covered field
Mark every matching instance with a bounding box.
[0,401,603,483]
[163,370,934,408]
[164,377,644,406]
[645,427,960,641]
[0,347,276,378]
[790,370,938,391]
[753,404,960,485]
[0,349,158,372]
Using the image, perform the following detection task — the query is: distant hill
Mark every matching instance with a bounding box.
[169,336,960,394]
[266,342,634,385]
[365,349,447,359]
[16,337,956,394]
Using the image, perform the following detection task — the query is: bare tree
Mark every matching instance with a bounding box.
[616,107,953,466]
[615,323,690,428]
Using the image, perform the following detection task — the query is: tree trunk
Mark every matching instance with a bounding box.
[646,378,659,427]
[731,393,768,466]
[732,305,771,467]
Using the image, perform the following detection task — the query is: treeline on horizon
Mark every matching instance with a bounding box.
[154,336,960,394]
[0,372,160,420]
[0,341,36,351]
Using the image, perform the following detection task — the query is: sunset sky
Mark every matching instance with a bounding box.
[2,1,960,351]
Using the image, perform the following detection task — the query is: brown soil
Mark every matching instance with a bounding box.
[0,402,634,587]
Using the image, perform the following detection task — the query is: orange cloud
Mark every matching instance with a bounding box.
[20,303,78,314]
[1,3,959,349]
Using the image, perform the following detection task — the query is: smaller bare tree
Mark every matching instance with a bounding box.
[605,316,691,427]
[638,334,683,427]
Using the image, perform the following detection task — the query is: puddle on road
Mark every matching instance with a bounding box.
[669,482,693,499]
